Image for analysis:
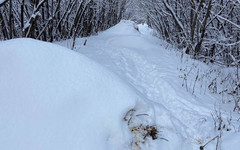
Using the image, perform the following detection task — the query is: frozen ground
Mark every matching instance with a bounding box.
[0,20,239,150]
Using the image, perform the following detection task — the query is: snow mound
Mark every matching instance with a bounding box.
[0,38,141,150]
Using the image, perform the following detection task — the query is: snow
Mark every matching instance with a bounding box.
[0,0,5,4]
[0,38,142,150]
[222,133,240,150]
[1,20,240,150]
[57,20,240,149]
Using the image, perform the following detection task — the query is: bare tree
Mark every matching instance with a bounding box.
[138,0,240,65]
[0,0,127,42]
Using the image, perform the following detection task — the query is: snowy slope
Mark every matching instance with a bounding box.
[0,38,150,150]
[58,20,240,150]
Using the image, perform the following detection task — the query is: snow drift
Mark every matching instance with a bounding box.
[0,38,140,150]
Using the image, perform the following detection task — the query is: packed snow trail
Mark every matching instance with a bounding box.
[58,21,223,149]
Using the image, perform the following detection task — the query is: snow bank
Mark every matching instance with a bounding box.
[0,38,140,150]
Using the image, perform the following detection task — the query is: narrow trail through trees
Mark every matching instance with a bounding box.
[58,21,221,149]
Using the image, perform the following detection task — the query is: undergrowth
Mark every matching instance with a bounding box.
[178,54,240,150]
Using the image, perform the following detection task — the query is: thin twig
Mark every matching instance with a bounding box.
[200,135,219,150]
[123,108,135,121]
[136,114,149,117]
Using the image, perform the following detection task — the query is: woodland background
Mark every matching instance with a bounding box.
[0,0,239,65]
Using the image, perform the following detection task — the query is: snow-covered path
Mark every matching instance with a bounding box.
[57,21,240,150]
[58,21,219,149]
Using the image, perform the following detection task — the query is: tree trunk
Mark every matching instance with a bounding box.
[9,0,13,39]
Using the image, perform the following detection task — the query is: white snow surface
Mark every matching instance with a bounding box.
[58,20,240,150]
[0,38,143,150]
[1,20,240,150]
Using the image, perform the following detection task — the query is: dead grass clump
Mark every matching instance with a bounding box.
[123,108,166,150]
